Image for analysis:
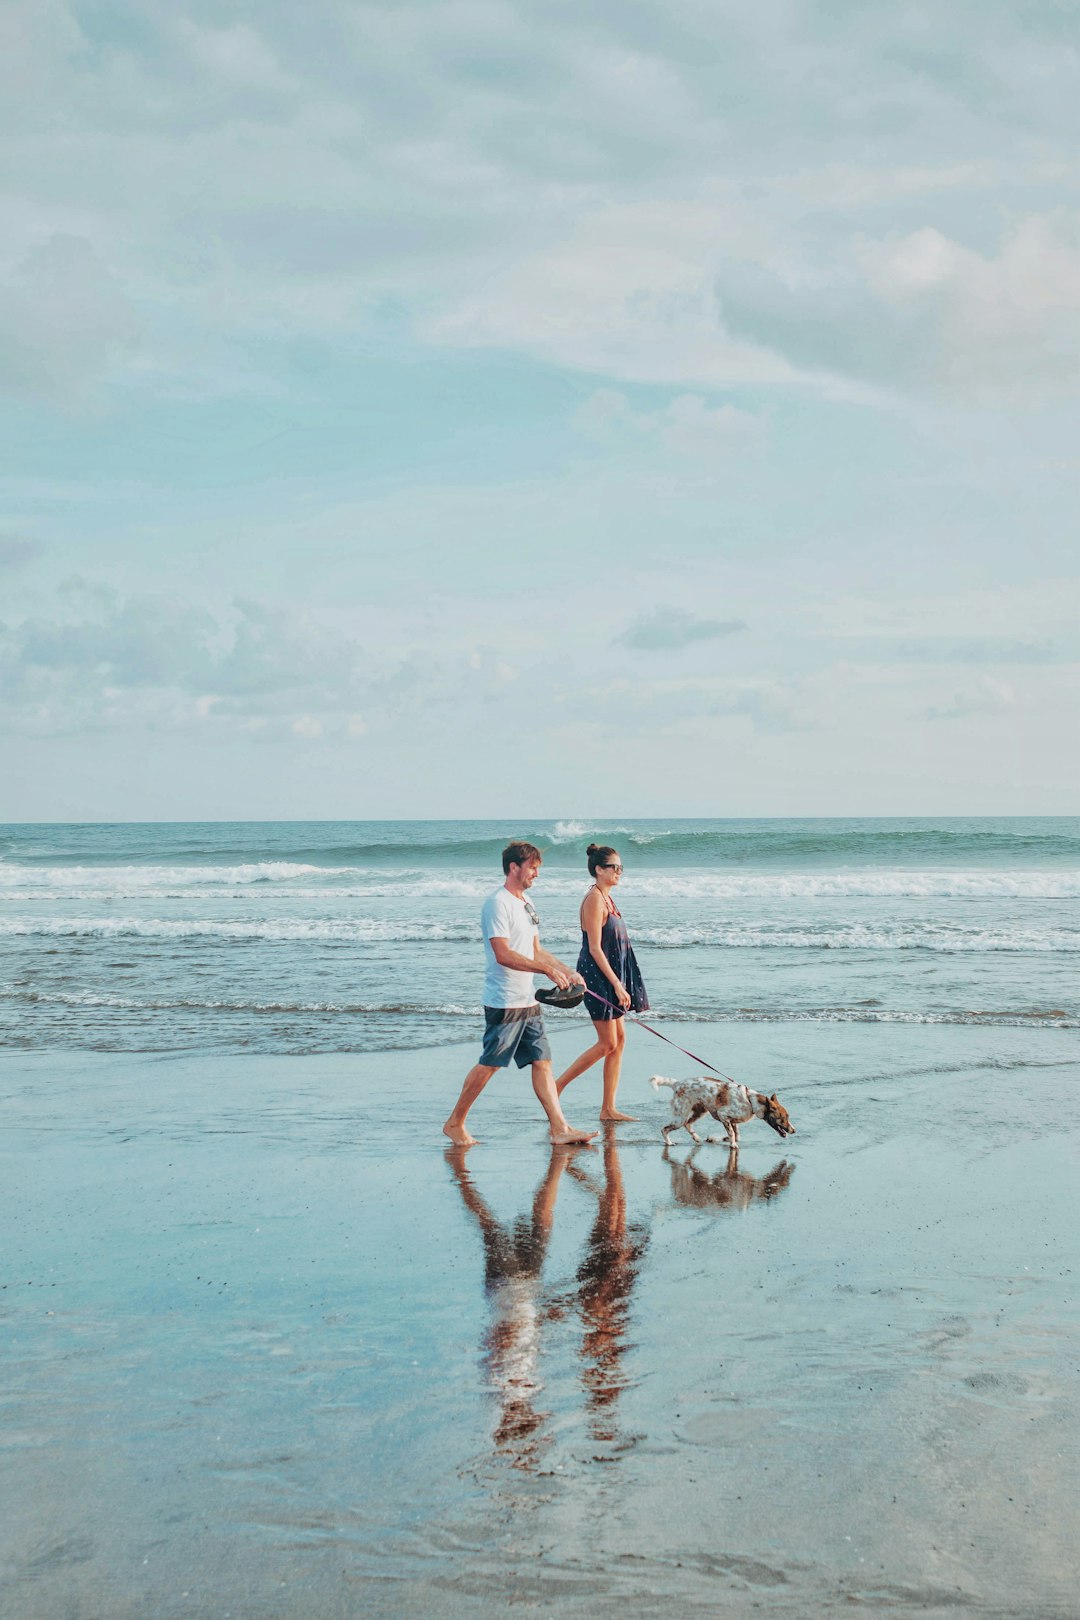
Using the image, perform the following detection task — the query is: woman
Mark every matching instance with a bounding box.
[555,844,649,1122]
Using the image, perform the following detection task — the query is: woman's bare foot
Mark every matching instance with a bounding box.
[550,1127,599,1145]
[442,1120,477,1146]
[599,1110,638,1122]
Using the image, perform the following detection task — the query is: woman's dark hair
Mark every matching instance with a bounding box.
[586,843,618,877]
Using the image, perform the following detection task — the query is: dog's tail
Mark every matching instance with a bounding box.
[649,1075,676,1092]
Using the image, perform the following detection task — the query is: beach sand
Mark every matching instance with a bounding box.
[2,1021,1077,1618]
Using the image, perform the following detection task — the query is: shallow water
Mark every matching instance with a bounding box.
[2,1022,1077,1617]
[2,817,1078,1055]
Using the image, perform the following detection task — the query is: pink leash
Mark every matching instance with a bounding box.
[581,985,738,1084]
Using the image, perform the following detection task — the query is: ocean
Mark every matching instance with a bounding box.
[2,816,1077,1055]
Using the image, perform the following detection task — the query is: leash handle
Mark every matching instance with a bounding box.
[581,986,738,1084]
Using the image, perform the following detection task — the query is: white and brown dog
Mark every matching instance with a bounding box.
[650,1075,796,1148]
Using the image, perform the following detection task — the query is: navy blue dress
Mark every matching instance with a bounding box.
[577,903,649,1021]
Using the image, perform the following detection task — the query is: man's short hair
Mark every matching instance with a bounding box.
[502,840,542,874]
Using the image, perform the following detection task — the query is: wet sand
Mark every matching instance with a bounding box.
[2,1021,1078,1618]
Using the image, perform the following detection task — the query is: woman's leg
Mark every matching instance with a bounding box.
[600,1021,637,1121]
[555,1019,619,1097]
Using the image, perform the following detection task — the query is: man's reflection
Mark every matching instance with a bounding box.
[664,1144,795,1211]
[445,1144,577,1467]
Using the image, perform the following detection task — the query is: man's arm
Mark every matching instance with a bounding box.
[489,937,584,991]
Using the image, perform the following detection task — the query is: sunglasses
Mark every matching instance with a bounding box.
[523,899,540,925]
[600,863,623,872]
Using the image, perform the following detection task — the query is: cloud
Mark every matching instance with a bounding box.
[582,669,807,732]
[713,682,806,735]
[856,213,1080,403]
[428,194,1080,407]
[291,714,324,739]
[832,634,1062,665]
[428,195,801,390]
[468,647,519,684]
[798,580,1080,646]
[720,210,1080,406]
[614,606,746,652]
[6,3,1080,406]
[576,388,763,459]
[14,589,218,690]
[0,584,529,737]
[893,636,1058,664]
[0,536,44,569]
[0,588,367,733]
[926,675,1016,720]
[0,234,140,400]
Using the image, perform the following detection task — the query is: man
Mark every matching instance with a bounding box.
[442,840,598,1148]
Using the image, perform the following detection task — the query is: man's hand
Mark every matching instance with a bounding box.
[542,957,584,991]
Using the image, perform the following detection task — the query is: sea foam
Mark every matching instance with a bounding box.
[3,865,1079,901]
[2,915,1077,951]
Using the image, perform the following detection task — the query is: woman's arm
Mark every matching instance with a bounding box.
[581,891,632,1009]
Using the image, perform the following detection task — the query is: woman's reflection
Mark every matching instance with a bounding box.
[565,1124,649,1446]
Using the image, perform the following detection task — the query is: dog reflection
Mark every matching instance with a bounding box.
[445,1145,576,1467]
[564,1125,649,1444]
[664,1145,795,1211]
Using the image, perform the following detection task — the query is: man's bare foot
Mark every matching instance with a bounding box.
[550,1128,599,1145]
[442,1121,477,1146]
[600,1110,639,1122]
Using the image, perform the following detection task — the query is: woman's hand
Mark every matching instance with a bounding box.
[613,981,632,1010]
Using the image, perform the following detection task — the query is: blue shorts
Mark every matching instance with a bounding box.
[480,1005,551,1069]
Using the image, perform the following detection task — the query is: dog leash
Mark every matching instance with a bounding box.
[581,985,738,1084]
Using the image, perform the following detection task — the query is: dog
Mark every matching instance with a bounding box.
[649,1075,796,1148]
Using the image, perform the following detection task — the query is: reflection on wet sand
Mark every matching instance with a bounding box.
[664,1145,795,1211]
[446,1127,650,1468]
[448,1137,794,1474]
[445,1144,570,1467]
[565,1125,650,1444]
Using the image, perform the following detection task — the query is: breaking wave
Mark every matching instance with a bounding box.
[0,983,1073,1036]
[3,866,1079,901]
[2,916,1077,951]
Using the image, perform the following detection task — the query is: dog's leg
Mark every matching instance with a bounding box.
[683,1103,706,1145]
[705,1107,736,1147]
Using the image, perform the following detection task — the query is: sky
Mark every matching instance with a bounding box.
[2,0,1079,821]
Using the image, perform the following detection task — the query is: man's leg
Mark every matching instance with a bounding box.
[530,1060,598,1146]
[443,1063,498,1146]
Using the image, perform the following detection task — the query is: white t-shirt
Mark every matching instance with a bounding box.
[481,885,539,1008]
